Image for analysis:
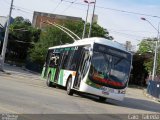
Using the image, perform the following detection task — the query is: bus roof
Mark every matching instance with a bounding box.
[49,37,127,52]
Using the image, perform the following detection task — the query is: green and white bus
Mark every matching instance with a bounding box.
[42,37,132,101]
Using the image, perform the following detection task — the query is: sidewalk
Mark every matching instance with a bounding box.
[143,89,160,103]
[127,85,160,103]
[1,64,40,75]
[0,64,41,81]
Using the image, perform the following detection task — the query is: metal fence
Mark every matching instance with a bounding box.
[147,80,160,99]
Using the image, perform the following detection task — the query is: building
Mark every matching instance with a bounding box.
[87,14,98,24]
[93,14,98,23]
[0,16,14,40]
[0,16,7,29]
[0,16,14,54]
[125,41,132,51]
[32,11,82,29]
[0,16,8,40]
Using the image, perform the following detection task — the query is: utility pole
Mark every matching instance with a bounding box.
[141,17,160,80]
[88,0,96,38]
[0,0,14,71]
[82,0,95,39]
[82,2,90,39]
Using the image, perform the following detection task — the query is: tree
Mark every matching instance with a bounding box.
[137,37,160,75]
[138,38,156,54]
[29,21,111,65]
[6,16,41,64]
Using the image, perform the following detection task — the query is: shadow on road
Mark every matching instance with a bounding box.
[117,97,160,113]
[73,92,160,113]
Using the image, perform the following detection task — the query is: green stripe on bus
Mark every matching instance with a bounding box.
[58,70,64,85]
[86,78,102,89]
[50,68,56,82]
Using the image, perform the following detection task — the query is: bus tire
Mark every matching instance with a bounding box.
[99,96,106,102]
[66,77,74,96]
[46,73,52,87]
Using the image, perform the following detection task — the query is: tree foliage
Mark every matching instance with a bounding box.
[137,38,160,75]
[29,21,111,65]
[138,38,157,54]
[6,16,41,63]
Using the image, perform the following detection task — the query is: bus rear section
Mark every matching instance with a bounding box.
[79,43,132,101]
[41,45,92,92]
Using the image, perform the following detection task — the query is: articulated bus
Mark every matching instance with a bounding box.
[42,37,132,101]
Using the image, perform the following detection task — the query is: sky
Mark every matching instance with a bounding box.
[0,0,160,49]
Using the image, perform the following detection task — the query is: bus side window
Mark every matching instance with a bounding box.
[49,55,54,67]
[49,53,60,67]
[61,51,73,70]
[62,51,69,69]
[69,47,83,71]
[45,50,52,66]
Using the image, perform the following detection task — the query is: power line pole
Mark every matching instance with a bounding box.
[82,2,90,39]
[141,18,160,80]
[88,0,96,38]
[0,0,14,71]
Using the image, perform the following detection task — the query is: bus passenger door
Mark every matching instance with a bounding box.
[54,52,65,83]
[73,48,90,89]
[48,52,61,83]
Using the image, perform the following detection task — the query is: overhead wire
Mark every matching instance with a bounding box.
[52,0,63,13]
[108,29,155,33]
[4,0,160,19]
[108,30,147,39]
[96,6,160,19]
[13,8,33,14]
[61,0,77,13]
[62,0,160,19]
[13,5,34,13]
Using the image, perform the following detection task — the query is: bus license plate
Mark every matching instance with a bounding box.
[102,87,114,95]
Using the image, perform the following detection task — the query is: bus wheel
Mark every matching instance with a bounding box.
[99,96,106,102]
[67,77,74,96]
[46,73,52,87]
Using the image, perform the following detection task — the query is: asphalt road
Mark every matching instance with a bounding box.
[0,65,160,119]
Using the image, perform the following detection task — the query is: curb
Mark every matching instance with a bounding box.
[143,89,160,103]
[4,64,40,75]
[0,70,12,75]
[0,69,40,77]
[22,68,40,75]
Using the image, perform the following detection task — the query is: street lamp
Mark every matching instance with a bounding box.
[141,17,160,80]
[88,0,96,38]
[82,0,95,39]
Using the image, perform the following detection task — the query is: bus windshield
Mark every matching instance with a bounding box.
[89,44,132,89]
